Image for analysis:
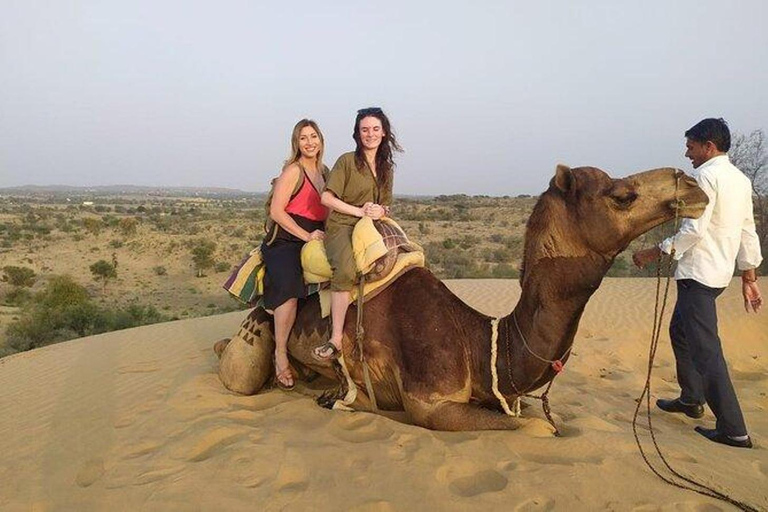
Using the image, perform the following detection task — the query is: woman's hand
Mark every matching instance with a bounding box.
[307,230,325,242]
[361,202,386,219]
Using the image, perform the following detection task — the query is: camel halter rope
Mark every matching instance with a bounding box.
[490,312,571,436]
[631,172,757,512]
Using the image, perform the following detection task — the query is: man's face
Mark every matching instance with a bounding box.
[685,139,713,169]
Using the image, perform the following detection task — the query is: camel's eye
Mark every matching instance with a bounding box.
[610,191,638,208]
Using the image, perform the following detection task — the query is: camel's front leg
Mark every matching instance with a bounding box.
[405,398,554,433]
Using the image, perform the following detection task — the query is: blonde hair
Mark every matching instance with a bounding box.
[285,119,325,170]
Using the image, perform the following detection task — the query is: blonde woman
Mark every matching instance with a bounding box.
[263,119,328,388]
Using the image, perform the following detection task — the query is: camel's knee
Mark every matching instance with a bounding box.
[217,334,273,395]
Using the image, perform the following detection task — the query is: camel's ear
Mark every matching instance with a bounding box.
[551,164,573,193]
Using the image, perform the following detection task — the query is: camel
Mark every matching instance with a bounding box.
[214,165,708,431]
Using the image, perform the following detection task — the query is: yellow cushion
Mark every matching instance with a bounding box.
[301,240,333,283]
[352,217,390,274]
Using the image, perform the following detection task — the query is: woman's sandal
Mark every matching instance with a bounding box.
[274,356,295,391]
[311,341,341,362]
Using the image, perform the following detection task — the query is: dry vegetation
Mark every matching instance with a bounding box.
[0,191,672,356]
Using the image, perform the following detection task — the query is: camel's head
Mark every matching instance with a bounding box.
[545,164,708,257]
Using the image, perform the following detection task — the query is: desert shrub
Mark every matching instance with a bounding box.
[89,260,117,290]
[458,235,480,249]
[4,275,168,355]
[153,265,167,276]
[109,239,124,248]
[2,266,36,287]
[4,287,33,306]
[492,263,519,278]
[606,256,631,277]
[82,218,103,235]
[118,217,139,236]
[214,261,231,273]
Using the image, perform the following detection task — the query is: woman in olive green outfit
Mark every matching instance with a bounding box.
[312,108,402,361]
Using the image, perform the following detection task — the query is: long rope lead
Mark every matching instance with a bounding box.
[631,175,759,512]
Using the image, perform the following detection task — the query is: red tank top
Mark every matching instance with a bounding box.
[285,170,328,221]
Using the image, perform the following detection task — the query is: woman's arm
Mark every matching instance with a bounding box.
[321,190,365,218]
[270,164,322,242]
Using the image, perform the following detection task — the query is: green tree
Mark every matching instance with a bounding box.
[89,260,117,290]
[191,240,217,277]
[2,266,36,288]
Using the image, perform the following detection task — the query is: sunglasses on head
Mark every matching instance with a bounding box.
[357,107,383,117]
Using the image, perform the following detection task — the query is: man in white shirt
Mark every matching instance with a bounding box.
[633,118,763,449]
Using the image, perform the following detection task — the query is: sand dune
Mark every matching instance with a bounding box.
[1,278,766,511]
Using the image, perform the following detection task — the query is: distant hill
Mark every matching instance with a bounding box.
[0,184,263,199]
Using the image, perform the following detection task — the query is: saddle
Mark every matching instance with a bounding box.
[301,217,422,284]
[223,217,423,309]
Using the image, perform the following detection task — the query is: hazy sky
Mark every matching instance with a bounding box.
[1,1,767,195]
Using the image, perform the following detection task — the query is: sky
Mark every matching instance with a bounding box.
[1,1,767,195]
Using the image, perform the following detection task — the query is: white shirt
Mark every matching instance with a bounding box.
[659,154,763,288]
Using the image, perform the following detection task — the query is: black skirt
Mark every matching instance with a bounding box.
[261,214,323,311]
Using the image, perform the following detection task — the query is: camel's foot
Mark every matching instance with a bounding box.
[317,386,347,409]
[213,338,231,359]
[316,364,350,409]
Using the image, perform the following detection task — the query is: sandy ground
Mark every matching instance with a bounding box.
[1,278,766,512]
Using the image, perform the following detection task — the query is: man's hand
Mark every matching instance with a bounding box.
[742,280,763,313]
[632,246,662,269]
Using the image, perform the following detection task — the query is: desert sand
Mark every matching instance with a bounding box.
[1,278,766,511]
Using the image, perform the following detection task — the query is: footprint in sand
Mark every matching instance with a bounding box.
[75,458,105,487]
[514,497,555,511]
[135,466,185,485]
[247,392,296,412]
[387,433,420,463]
[274,462,309,492]
[347,500,397,512]
[448,469,508,498]
[331,413,394,443]
[181,426,247,462]
[122,441,162,459]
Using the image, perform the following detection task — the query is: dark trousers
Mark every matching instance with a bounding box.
[670,279,747,437]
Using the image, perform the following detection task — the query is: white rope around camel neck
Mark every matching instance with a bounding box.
[489,318,520,417]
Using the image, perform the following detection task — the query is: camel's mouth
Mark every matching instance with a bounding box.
[671,199,707,219]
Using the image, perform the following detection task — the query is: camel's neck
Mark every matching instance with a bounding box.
[494,249,611,398]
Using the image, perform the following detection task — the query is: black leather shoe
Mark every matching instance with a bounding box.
[656,398,705,419]
[695,426,753,449]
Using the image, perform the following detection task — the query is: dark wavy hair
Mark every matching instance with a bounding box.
[685,117,731,152]
[352,108,403,189]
